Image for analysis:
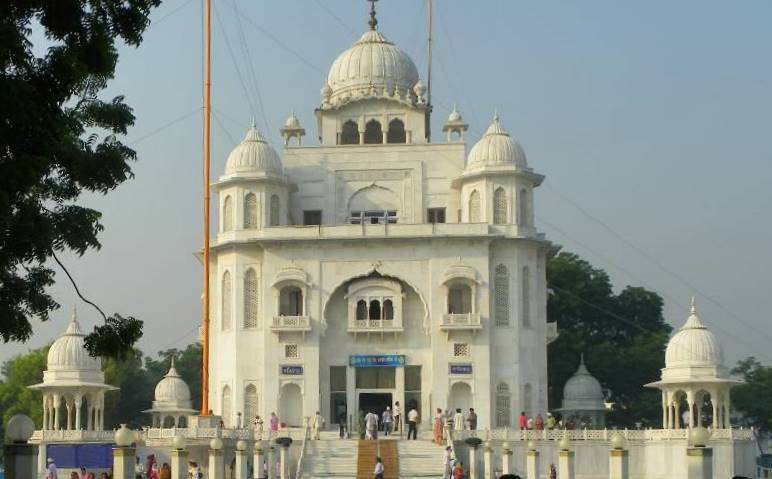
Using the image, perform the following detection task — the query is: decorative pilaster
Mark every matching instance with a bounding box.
[686,447,712,479]
[235,441,249,479]
[558,450,575,479]
[500,442,512,475]
[253,442,264,479]
[526,449,539,479]
[483,442,493,479]
[74,394,82,430]
[609,449,629,479]
[208,439,225,479]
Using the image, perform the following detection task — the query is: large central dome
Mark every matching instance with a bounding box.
[326,29,420,104]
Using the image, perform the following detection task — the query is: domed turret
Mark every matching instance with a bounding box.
[46,309,100,371]
[144,358,196,428]
[558,354,607,427]
[664,298,723,370]
[280,112,306,147]
[442,105,468,143]
[466,115,527,170]
[224,124,282,175]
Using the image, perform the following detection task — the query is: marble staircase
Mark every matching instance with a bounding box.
[397,439,448,478]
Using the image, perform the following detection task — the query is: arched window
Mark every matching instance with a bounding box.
[383,299,394,320]
[468,190,481,222]
[279,286,303,316]
[523,383,533,416]
[493,187,507,224]
[244,268,258,328]
[244,193,257,229]
[340,120,359,145]
[369,300,381,320]
[244,384,258,424]
[221,271,232,331]
[363,119,382,144]
[496,383,511,427]
[521,266,531,327]
[387,118,406,143]
[518,188,529,226]
[269,194,280,226]
[448,284,472,314]
[356,300,367,320]
[223,196,234,231]
[221,385,232,427]
[494,264,509,326]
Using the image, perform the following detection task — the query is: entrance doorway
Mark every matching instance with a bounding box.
[359,392,392,416]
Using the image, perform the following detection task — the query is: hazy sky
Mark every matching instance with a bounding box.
[4,1,771,369]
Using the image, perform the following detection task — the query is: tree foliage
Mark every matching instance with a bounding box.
[0,0,160,357]
[0,346,48,442]
[547,252,672,426]
[731,357,772,433]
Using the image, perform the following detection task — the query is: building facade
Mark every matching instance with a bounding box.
[205,16,554,430]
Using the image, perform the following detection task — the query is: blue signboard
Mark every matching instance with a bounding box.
[47,444,114,468]
[280,365,303,375]
[450,364,473,375]
[349,355,406,367]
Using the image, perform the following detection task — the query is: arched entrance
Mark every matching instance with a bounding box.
[449,382,473,413]
[279,383,303,427]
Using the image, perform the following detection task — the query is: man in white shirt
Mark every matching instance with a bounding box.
[365,411,379,440]
[453,408,464,432]
[373,457,385,479]
[46,458,58,479]
[392,401,401,433]
[407,407,419,440]
[312,411,324,440]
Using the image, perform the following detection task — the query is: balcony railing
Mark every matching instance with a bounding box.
[441,313,482,330]
[31,429,116,442]
[347,318,403,333]
[271,315,311,332]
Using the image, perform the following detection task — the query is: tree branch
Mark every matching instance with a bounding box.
[50,250,108,321]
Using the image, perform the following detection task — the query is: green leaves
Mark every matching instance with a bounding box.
[731,357,772,432]
[84,314,144,360]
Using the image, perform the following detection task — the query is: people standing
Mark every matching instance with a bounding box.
[148,463,160,479]
[546,413,556,430]
[442,446,453,479]
[159,463,171,479]
[269,412,279,435]
[407,407,419,440]
[535,413,544,431]
[134,456,144,479]
[452,461,465,479]
[373,457,385,479]
[393,401,401,433]
[46,458,58,479]
[453,408,464,432]
[527,416,534,430]
[254,415,264,438]
[519,411,528,430]
[312,411,324,440]
[365,410,379,440]
[382,407,393,436]
[236,412,243,429]
[432,408,444,444]
[466,408,477,431]
[549,463,557,479]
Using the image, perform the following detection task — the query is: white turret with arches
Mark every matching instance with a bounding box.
[557,354,607,427]
[143,358,197,427]
[646,297,741,429]
[29,308,117,432]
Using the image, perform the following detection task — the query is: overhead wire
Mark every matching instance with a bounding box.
[127,107,201,146]
[313,0,358,38]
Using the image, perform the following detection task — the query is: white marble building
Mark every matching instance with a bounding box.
[205,16,555,430]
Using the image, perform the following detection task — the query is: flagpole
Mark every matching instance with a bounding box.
[201,0,212,416]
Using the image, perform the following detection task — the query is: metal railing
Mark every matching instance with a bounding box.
[294,417,311,479]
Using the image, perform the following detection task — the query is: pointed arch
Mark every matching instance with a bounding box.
[244,268,258,328]
[493,187,508,224]
[364,119,383,144]
[244,384,258,424]
[387,118,406,143]
[494,264,510,326]
[340,120,359,145]
[468,190,481,223]
[222,271,232,331]
[269,194,280,226]
[223,195,234,231]
[244,193,257,229]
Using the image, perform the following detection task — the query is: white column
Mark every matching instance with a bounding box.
[87,402,94,431]
[171,449,188,479]
[609,449,629,479]
[686,390,695,429]
[279,445,288,479]
[687,447,712,479]
[65,398,73,430]
[501,447,512,475]
[558,450,575,479]
[395,367,405,435]
[53,394,61,431]
[661,393,667,429]
[209,447,224,479]
[253,443,264,479]
[526,450,539,479]
[483,444,493,479]
[723,399,730,429]
[42,396,49,430]
[267,446,277,479]
[236,448,248,479]
[75,395,82,430]
[468,446,479,479]
[113,446,136,479]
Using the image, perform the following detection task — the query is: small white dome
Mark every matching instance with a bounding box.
[224,125,282,175]
[561,355,605,411]
[46,311,100,372]
[154,359,192,407]
[285,112,300,129]
[665,299,723,369]
[466,115,527,170]
[326,30,420,104]
[448,106,463,123]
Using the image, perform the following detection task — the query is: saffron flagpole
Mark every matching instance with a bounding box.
[201,0,212,416]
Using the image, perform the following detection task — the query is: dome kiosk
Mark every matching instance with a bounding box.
[29,309,117,432]
[557,354,607,428]
[646,298,741,429]
[144,358,197,427]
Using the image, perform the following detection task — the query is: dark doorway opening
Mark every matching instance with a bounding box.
[359,392,392,416]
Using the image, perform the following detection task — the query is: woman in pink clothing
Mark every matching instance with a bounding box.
[270,412,279,431]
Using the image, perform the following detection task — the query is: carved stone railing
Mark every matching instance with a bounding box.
[143,426,308,442]
[441,313,482,330]
[347,318,403,333]
[31,429,116,442]
[453,427,754,442]
[271,316,311,332]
